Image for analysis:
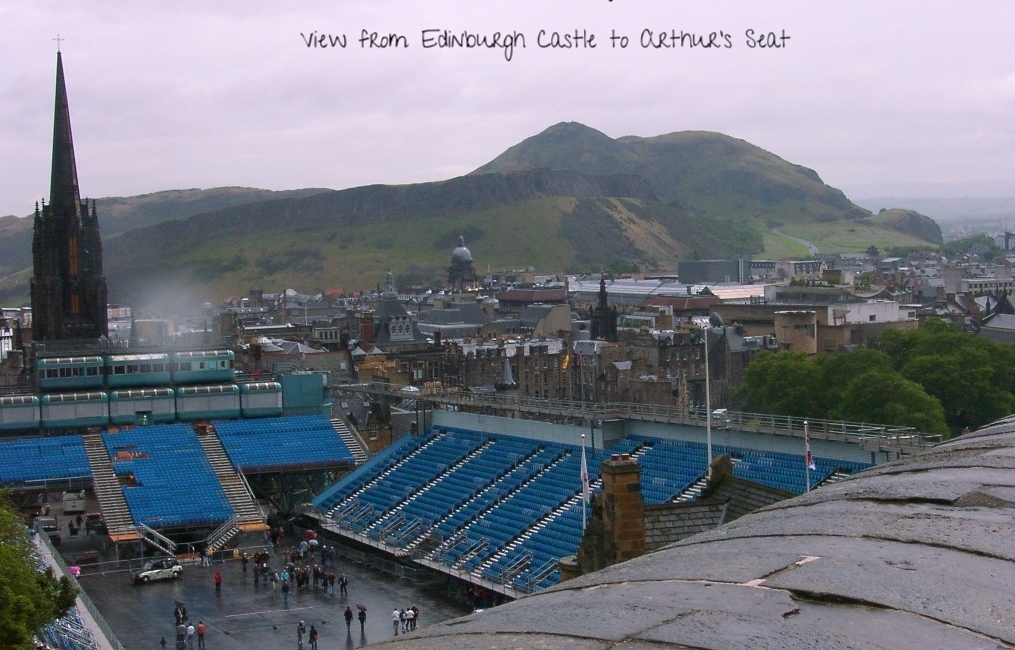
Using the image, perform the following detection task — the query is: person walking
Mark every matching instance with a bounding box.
[392,608,401,635]
[358,607,367,634]
[344,606,353,632]
[339,573,348,597]
[296,620,306,647]
[308,624,319,650]
[175,623,186,650]
[196,621,206,650]
[214,570,223,594]
[404,606,415,632]
[281,577,291,606]
[186,623,195,650]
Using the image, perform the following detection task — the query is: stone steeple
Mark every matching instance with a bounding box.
[31,52,108,342]
[49,50,81,219]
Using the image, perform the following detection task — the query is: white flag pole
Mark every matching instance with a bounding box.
[804,420,811,492]
[580,433,589,531]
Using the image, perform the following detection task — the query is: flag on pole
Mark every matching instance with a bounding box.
[580,443,590,503]
[805,434,816,471]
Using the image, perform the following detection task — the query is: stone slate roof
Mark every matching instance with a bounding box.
[644,500,728,551]
[517,304,555,329]
[704,472,795,522]
[643,462,793,551]
[374,419,1015,649]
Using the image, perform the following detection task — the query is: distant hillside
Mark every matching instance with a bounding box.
[97,169,762,312]
[0,123,946,312]
[96,187,330,236]
[0,187,327,305]
[474,122,868,225]
[863,208,943,245]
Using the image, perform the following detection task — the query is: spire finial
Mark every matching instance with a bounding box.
[53,34,65,52]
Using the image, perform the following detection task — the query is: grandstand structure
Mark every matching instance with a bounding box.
[373,417,1015,650]
[307,408,872,598]
[340,381,941,455]
[0,414,358,554]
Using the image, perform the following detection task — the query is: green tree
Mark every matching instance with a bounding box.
[739,351,825,417]
[876,320,1015,431]
[739,348,949,434]
[0,494,78,650]
[814,348,894,414]
[833,370,949,435]
[901,351,1015,431]
[940,233,1001,260]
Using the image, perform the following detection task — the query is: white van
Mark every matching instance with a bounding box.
[62,491,86,514]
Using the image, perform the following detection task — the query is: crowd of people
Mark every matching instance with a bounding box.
[165,603,206,650]
[391,604,420,635]
[163,525,431,647]
[240,539,349,600]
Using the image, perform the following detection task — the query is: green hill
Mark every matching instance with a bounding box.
[97,169,763,312]
[474,122,869,226]
[0,187,327,303]
[0,123,944,313]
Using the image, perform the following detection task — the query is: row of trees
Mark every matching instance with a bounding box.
[738,319,1015,436]
[0,494,78,650]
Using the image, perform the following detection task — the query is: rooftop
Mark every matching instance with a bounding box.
[373,419,1015,649]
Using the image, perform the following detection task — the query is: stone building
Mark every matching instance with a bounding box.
[447,235,477,292]
[570,454,791,577]
[30,52,108,343]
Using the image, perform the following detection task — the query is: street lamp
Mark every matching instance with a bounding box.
[700,312,725,480]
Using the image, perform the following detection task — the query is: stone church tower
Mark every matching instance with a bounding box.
[447,235,477,292]
[31,52,108,342]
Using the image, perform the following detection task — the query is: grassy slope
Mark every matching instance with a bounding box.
[1,125,945,308]
[105,197,586,309]
[778,221,933,255]
[762,232,811,258]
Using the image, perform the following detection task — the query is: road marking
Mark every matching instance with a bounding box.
[224,605,314,618]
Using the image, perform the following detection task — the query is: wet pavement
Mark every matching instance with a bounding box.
[77,552,474,649]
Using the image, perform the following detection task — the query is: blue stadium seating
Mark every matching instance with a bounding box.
[104,424,234,527]
[213,414,355,472]
[0,435,91,483]
[313,428,871,595]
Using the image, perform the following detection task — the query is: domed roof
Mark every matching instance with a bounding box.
[451,235,473,264]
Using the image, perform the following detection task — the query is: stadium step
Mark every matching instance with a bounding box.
[81,434,139,541]
[673,473,709,503]
[330,417,369,464]
[194,425,267,532]
[815,468,853,488]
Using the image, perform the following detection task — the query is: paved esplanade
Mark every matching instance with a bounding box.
[365,420,1015,649]
[79,550,471,649]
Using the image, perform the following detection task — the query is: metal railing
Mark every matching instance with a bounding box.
[34,530,127,650]
[336,381,944,450]
[137,523,177,555]
[205,515,239,552]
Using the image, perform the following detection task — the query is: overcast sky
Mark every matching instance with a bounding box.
[2,1,1013,218]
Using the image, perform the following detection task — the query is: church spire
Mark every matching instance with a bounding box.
[31,51,109,343]
[49,51,82,220]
